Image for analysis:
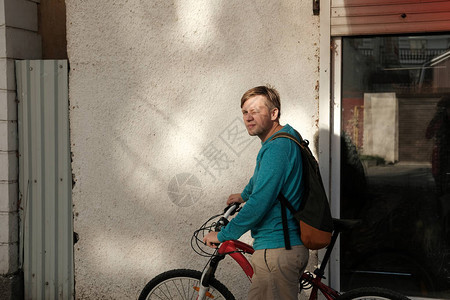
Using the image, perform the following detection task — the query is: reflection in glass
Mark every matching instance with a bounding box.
[340,34,450,298]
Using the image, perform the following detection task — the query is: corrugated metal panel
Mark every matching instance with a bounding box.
[331,0,450,36]
[16,60,73,300]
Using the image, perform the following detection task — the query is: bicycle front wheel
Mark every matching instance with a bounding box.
[337,287,410,300]
[138,268,235,300]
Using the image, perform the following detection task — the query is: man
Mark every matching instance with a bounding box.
[203,85,309,300]
[426,96,450,195]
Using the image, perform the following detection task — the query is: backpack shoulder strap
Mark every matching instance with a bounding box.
[271,131,301,145]
[271,130,306,250]
[279,194,291,250]
[271,130,311,151]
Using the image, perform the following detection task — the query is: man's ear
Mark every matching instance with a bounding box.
[271,108,279,121]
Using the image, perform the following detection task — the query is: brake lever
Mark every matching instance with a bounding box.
[214,217,229,232]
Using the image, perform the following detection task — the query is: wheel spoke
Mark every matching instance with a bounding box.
[172,278,185,299]
[148,284,168,300]
[139,270,234,300]
[164,282,173,299]
[189,278,196,300]
[159,282,172,299]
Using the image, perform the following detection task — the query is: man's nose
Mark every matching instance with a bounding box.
[244,113,254,121]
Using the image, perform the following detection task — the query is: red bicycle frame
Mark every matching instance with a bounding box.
[198,207,356,300]
[217,240,340,300]
[301,272,339,300]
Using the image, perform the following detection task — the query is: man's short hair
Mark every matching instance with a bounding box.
[240,85,281,119]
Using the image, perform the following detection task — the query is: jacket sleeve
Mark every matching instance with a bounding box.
[217,143,290,242]
[240,173,254,201]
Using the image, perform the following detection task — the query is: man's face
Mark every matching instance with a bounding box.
[241,95,278,141]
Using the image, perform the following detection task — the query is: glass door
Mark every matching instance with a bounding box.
[339,33,450,298]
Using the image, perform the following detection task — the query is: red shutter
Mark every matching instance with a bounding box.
[331,0,450,36]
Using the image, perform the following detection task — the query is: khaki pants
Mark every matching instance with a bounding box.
[247,245,309,300]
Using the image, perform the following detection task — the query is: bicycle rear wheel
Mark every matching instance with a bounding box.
[337,287,410,300]
[138,268,235,300]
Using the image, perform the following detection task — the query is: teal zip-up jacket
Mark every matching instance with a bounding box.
[217,124,304,250]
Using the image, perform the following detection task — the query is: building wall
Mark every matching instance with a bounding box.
[363,93,399,163]
[0,0,41,298]
[66,1,320,299]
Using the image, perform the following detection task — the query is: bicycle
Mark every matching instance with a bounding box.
[138,204,411,300]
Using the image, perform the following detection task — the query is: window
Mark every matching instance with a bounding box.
[339,34,450,298]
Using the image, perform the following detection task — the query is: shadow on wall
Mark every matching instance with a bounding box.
[67,1,320,299]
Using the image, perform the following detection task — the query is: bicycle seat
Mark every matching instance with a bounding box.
[332,218,361,232]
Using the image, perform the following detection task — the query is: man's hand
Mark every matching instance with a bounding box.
[227,193,244,205]
[203,231,220,248]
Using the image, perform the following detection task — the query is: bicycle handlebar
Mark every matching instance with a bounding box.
[223,203,241,218]
[213,203,241,239]
[191,203,242,256]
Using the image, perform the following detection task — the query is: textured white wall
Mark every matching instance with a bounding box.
[66,1,320,299]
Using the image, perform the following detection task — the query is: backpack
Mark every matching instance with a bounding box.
[270,130,333,250]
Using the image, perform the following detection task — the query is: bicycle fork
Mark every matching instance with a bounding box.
[197,254,225,300]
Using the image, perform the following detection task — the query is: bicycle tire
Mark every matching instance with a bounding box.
[337,287,410,300]
[138,268,235,300]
